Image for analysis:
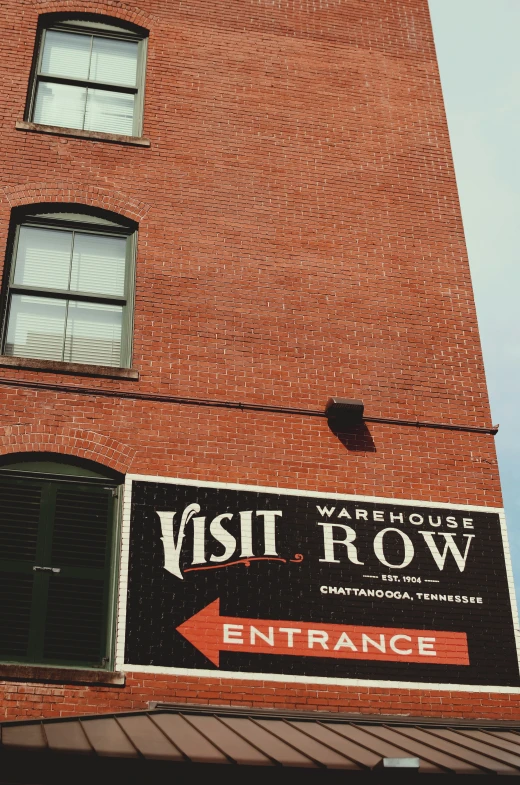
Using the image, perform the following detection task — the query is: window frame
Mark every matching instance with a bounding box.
[26,16,148,138]
[0,462,122,671]
[0,209,138,370]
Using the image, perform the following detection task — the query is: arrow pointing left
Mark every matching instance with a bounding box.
[176,599,469,668]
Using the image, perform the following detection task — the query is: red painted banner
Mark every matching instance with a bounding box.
[176,599,469,668]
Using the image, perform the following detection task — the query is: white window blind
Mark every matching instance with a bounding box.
[14,227,72,290]
[41,31,91,80]
[84,89,135,136]
[33,82,88,130]
[6,295,67,362]
[90,37,138,86]
[64,302,122,366]
[34,28,141,136]
[70,234,126,297]
[41,30,138,85]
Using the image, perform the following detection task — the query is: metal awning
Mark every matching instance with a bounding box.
[3,704,520,781]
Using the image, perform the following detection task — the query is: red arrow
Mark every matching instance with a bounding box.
[176,599,469,668]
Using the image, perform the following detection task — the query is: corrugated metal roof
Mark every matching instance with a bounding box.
[3,706,520,775]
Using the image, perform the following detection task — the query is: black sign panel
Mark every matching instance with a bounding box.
[124,479,520,686]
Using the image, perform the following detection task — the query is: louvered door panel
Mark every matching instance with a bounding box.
[0,574,34,657]
[52,485,112,568]
[45,483,114,666]
[44,576,106,663]
[0,479,41,560]
[0,478,43,659]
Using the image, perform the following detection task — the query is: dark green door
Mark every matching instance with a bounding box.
[0,474,116,668]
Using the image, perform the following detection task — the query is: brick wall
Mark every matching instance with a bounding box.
[3,673,520,723]
[0,0,510,720]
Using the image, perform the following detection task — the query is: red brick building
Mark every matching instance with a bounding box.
[0,0,518,738]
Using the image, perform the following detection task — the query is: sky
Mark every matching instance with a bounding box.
[428,0,520,588]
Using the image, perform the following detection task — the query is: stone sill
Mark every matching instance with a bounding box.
[0,663,125,686]
[16,121,151,147]
[0,355,139,380]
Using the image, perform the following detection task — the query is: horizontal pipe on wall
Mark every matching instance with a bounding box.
[0,376,498,435]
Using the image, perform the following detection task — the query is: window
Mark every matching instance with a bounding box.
[1,209,137,368]
[28,17,147,137]
[0,456,121,669]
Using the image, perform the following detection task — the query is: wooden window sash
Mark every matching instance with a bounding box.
[2,215,136,369]
[28,23,147,137]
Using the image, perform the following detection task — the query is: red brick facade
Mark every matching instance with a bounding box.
[0,0,513,721]
[5,673,520,723]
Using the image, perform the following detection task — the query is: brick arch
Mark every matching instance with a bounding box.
[33,0,157,31]
[0,425,135,475]
[1,182,151,225]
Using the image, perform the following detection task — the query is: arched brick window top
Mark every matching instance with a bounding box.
[27,12,149,138]
[0,450,125,482]
[2,184,151,224]
[0,424,135,474]
[34,2,155,31]
[38,10,149,38]
[11,201,138,232]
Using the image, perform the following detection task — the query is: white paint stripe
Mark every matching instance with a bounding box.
[498,509,520,679]
[120,663,520,694]
[114,473,133,667]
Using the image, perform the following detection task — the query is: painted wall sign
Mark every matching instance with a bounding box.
[123,478,520,687]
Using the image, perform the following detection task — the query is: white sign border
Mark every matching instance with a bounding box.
[116,474,520,694]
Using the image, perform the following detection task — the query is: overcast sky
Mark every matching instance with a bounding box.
[428,0,520,588]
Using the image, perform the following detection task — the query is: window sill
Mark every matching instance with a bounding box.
[0,662,125,686]
[16,121,151,148]
[0,356,139,380]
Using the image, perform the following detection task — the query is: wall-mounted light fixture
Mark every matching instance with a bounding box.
[325,397,364,426]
